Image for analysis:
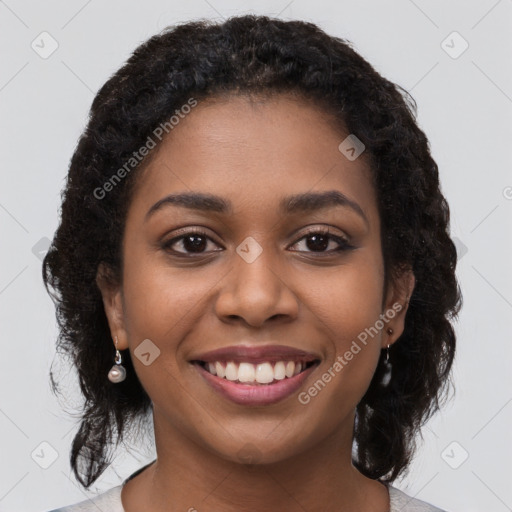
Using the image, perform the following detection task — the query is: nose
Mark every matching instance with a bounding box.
[214,246,299,327]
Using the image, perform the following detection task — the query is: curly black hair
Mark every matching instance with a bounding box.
[42,14,462,488]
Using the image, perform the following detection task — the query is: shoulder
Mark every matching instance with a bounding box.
[43,459,156,512]
[44,485,124,512]
[388,485,447,512]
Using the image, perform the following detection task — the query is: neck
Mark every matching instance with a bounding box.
[121,411,389,512]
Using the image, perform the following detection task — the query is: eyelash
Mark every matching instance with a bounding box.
[161,227,354,257]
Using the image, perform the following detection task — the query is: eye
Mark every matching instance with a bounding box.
[161,227,354,257]
[288,228,354,254]
[161,229,222,256]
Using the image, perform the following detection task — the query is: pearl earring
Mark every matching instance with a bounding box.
[108,336,126,383]
[381,328,393,387]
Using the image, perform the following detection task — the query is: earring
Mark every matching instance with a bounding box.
[108,336,126,383]
[382,328,393,387]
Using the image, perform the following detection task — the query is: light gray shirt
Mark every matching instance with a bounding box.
[46,480,446,511]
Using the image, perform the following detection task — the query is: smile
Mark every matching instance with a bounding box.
[192,358,320,406]
[190,344,321,405]
[197,360,317,385]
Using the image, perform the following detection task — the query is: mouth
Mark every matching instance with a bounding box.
[193,359,319,385]
[190,345,321,406]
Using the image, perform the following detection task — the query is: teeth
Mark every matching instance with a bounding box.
[203,360,311,384]
[225,361,238,381]
[256,362,274,384]
[238,362,256,382]
[274,361,286,380]
[215,362,225,378]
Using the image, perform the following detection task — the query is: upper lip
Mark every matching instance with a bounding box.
[191,344,321,364]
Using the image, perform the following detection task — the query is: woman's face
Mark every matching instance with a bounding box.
[99,94,413,464]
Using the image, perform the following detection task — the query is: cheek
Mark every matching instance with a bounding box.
[308,249,385,391]
[310,245,384,329]
[119,256,217,409]
[121,258,215,344]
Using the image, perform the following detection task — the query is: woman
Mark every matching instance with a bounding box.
[43,14,461,512]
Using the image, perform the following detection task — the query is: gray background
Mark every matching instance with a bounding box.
[1,1,511,511]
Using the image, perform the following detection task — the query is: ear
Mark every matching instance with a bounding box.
[96,263,129,350]
[381,265,415,349]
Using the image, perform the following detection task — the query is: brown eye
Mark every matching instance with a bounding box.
[162,231,222,255]
[290,229,353,254]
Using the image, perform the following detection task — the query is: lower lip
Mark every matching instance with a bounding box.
[194,362,318,406]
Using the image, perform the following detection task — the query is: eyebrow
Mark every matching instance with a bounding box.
[145,190,368,226]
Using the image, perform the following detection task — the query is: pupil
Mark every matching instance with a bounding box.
[307,234,329,252]
[184,235,206,252]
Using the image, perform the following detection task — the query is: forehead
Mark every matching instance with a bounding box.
[128,94,378,228]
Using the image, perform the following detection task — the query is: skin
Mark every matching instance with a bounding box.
[97,93,415,512]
